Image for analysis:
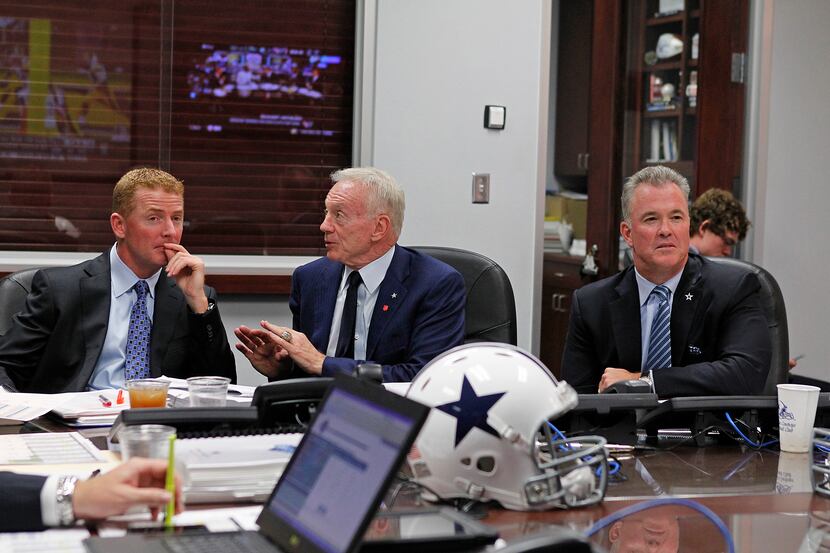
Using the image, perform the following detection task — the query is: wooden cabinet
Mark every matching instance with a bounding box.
[621,0,749,195]
[540,255,585,379]
[553,0,592,177]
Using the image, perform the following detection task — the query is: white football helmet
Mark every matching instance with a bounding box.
[406,343,608,511]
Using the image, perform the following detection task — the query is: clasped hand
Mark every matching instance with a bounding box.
[235,322,325,378]
[598,367,641,393]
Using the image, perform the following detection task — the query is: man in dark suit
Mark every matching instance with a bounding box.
[235,167,465,382]
[0,458,180,532]
[562,166,770,397]
[0,168,236,393]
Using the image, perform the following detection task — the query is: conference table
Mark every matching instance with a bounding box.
[488,446,829,551]
[5,418,830,552]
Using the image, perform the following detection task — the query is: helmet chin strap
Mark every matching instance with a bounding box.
[560,465,597,503]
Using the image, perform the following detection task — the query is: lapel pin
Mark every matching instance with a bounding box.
[685,292,693,301]
[382,305,389,312]
[391,292,398,299]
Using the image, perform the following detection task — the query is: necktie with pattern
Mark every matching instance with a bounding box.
[645,285,672,373]
[125,280,152,380]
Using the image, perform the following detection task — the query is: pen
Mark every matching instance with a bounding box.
[793,354,806,362]
[98,394,112,408]
[164,433,176,529]
[116,389,125,405]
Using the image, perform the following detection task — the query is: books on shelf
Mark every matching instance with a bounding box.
[646,120,678,163]
[646,102,677,112]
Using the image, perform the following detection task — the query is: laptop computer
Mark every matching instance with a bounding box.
[84,373,429,553]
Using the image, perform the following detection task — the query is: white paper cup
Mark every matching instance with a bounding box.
[119,424,176,460]
[187,376,231,407]
[777,383,820,453]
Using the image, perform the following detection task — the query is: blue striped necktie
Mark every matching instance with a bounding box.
[645,285,672,372]
[125,280,152,380]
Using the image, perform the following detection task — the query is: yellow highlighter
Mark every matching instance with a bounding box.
[164,433,176,529]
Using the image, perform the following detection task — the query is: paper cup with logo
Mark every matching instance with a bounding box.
[777,383,820,453]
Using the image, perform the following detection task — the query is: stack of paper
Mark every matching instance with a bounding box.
[49,389,130,427]
[0,432,108,465]
[0,388,128,426]
[176,433,303,504]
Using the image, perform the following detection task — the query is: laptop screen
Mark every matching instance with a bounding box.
[264,385,419,553]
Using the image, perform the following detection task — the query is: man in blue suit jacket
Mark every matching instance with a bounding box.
[235,167,465,382]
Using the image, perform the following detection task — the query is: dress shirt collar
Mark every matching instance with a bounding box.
[633,265,684,307]
[341,245,396,294]
[109,244,162,299]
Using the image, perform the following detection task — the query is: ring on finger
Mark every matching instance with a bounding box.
[280,330,293,343]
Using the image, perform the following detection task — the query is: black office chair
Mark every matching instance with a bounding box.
[413,246,517,345]
[0,268,39,336]
[706,257,788,395]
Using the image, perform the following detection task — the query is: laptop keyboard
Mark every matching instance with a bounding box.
[161,532,277,553]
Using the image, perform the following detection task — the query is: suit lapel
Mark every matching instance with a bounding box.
[610,270,643,371]
[78,254,112,385]
[671,256,704,364]
[312,261,343,351]
[366,247,410,358]
[150,276,184,377]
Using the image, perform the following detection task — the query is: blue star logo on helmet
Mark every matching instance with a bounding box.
[435,375,505,447]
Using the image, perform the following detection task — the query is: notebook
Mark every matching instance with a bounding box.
[84,373,429,553]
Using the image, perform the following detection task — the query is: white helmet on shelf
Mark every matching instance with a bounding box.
[405,343,608,511]
[656,33,684,59]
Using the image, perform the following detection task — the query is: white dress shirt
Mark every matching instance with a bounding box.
[87,245,162,390]
[325,245,396,360]
[634,267,683,372]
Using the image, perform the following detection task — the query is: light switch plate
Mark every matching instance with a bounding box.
[483,105,506,129]
[472,173,490,204]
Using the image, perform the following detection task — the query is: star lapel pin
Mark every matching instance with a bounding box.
[685,292,694,301]
[391,292,398,299]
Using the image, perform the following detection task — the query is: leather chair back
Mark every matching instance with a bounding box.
[412,246,517,345]
[706,257,789,395]
[0,268,39,336]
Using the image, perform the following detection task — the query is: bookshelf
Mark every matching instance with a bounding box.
[621,0,747,195]
[624,0,702,187]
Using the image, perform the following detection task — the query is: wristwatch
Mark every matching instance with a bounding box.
[195,300,216,316]
[639,371,654,390]
[55,475,79,526]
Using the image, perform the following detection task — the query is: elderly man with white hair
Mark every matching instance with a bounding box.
[236,167,466,382]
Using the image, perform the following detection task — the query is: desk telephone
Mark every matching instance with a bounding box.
[108,377,334,443]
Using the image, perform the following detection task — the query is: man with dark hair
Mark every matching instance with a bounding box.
[0,168,236,393]
[562,165,770,397]
[689,188,750,257]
